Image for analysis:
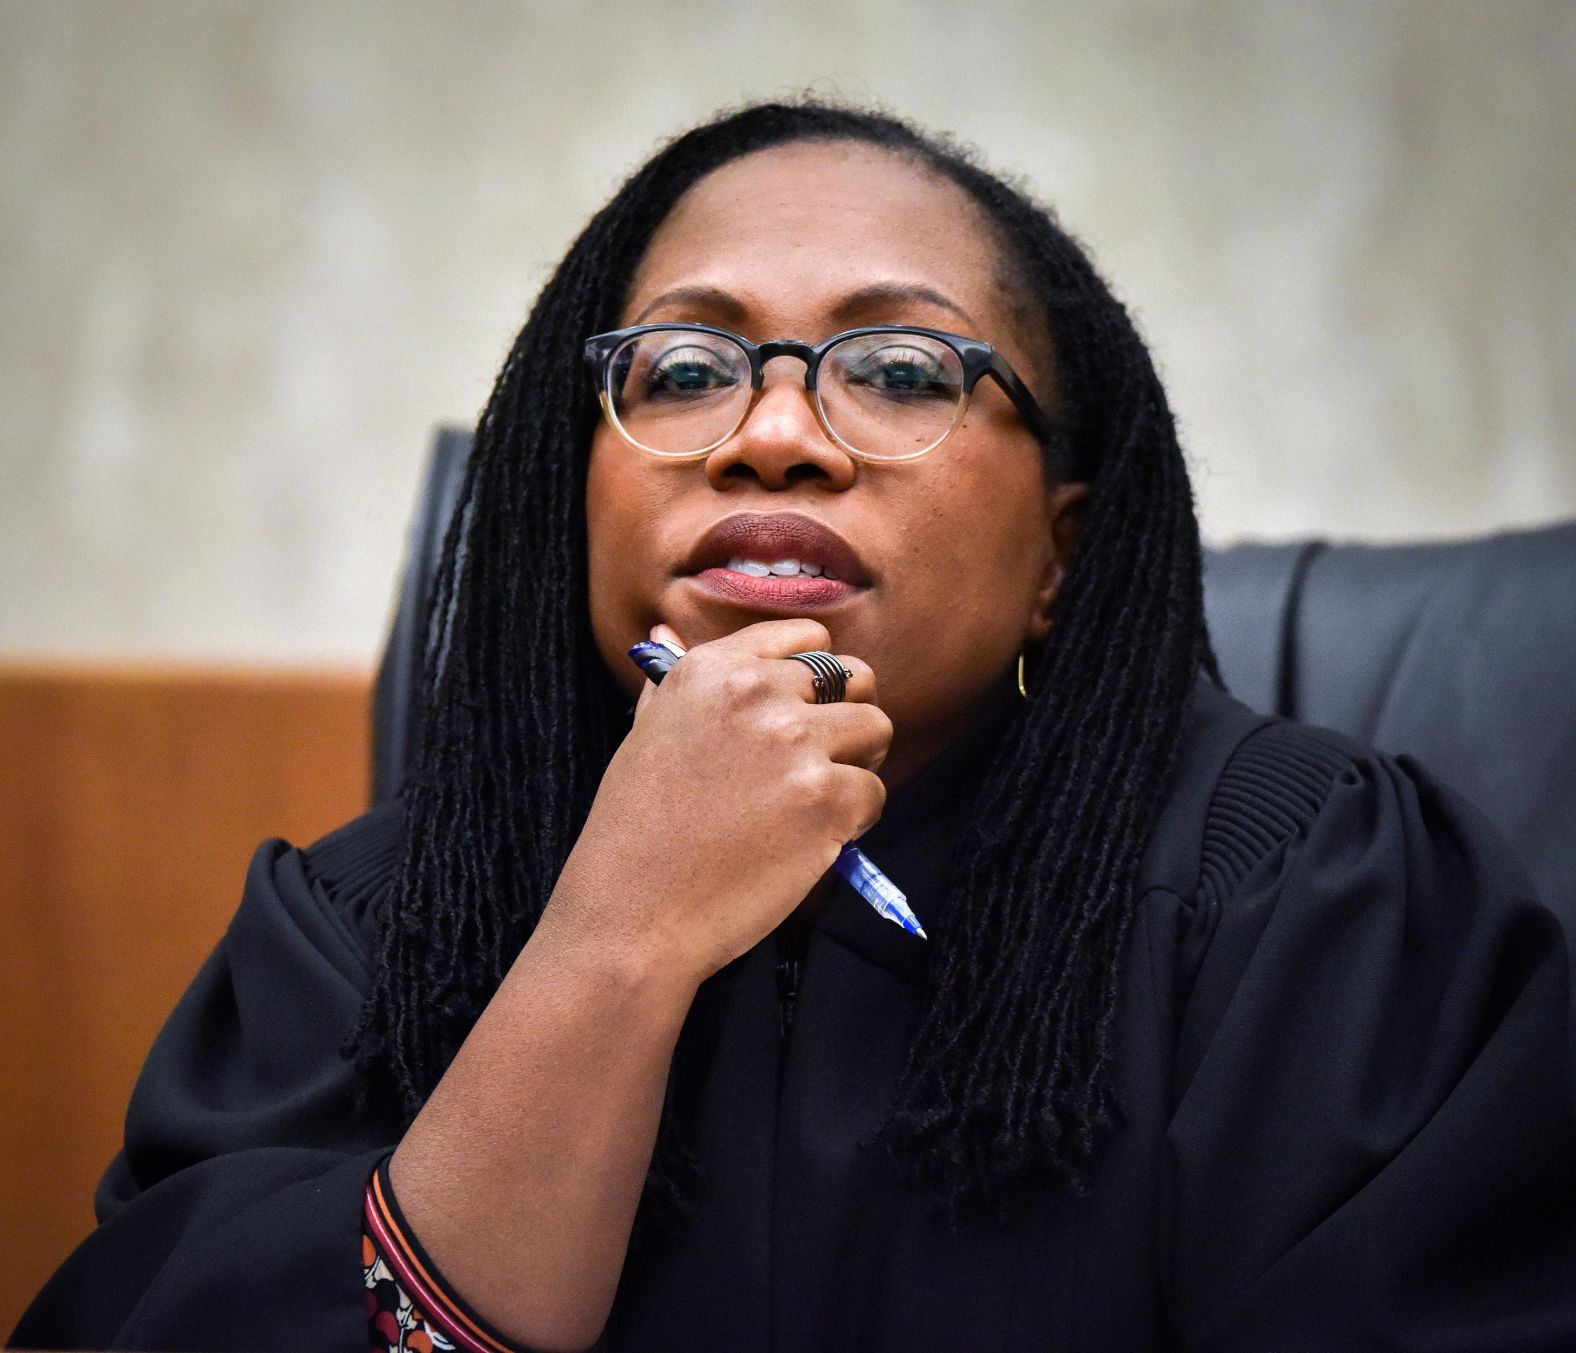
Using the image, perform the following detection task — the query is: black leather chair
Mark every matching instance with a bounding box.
[376,425,1576,928]
[1205,527,1576,927]
[372,425,473,804]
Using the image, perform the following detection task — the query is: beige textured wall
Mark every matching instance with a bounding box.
[3,0,1573,663]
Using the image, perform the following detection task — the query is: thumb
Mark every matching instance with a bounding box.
[650,622,688,653]
[633,622,687,717]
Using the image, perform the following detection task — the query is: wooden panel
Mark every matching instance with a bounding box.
[0,663,371,1337]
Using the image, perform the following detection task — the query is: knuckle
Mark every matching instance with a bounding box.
[669,646,714,685]
[797,619,832,651]
[786,760,835,802]
[760,707,809,747]
[718,663,767,703]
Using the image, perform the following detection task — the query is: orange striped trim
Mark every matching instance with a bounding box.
[365,1160,527,1353]
[365,1195,496,1353]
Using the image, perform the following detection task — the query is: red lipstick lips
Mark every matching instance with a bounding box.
[681,512,871,584]
[679,512,871,613]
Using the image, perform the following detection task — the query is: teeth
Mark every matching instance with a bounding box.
[724,556,838,580]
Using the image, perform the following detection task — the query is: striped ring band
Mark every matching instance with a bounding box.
[786,650,854,704]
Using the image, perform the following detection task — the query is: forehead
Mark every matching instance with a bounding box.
[624,141,1009,335]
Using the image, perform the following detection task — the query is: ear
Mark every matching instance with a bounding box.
[1024,480,1089,646]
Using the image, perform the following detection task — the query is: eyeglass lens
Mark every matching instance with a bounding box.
[606,329,967,458]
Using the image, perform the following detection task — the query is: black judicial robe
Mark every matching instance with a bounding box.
[14,678,1576,1352]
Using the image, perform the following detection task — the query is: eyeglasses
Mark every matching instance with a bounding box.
[583,323,1057,462]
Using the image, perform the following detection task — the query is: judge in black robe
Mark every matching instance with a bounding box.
[14,675,1576,1352]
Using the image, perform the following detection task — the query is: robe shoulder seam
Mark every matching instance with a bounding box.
[1197,720,1360,913]
[298,799,404,966]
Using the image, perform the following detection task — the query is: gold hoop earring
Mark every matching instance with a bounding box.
[1017,650,1029,700]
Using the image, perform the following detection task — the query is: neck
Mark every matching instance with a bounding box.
[877,671,1023,795]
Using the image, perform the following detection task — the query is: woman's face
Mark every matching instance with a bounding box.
[586,140,1086,787]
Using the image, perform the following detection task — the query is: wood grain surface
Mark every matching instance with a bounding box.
[0,663,371,1337]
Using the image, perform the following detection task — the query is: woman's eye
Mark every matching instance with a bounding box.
[845,347,951,398]
[645,346,739,398]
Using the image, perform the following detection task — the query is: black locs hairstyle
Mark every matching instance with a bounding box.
[354,100,1215,1205]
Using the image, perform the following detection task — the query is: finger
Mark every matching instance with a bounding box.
[829,763,888,839]
[811,701,894,772]
[705,617,834,662]
[649,622,689,654]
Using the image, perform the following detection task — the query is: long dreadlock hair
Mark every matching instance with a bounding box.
[353,99,1216,1210]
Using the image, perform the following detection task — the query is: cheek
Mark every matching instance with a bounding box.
[870,503,1041,708]
[584,451,617,614]
[584,432,627,550]
[900,462,1049,609]
[585,435,661,573]
[584,437,659,658]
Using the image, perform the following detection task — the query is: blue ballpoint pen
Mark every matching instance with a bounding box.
[628,638,927,940]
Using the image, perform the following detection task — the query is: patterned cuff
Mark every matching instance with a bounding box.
[363,1155,532,1353]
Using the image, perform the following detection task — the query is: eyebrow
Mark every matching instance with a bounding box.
[830,282,975,328]
[632,286,746,325]
[630,280,976,329]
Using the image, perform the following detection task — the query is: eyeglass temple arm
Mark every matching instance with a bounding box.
[985,354,1062,452]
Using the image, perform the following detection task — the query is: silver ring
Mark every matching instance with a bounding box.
[786,650,854,704]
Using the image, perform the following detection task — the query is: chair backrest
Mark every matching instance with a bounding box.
[372,425,473,803]
[1205,525,1576,927]
[376,426,1575,926]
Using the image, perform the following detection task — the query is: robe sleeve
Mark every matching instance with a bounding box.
[1165,725,1576,1352]
[10,806,404,1353]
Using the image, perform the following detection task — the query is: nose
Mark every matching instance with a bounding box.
[703,361,858,492]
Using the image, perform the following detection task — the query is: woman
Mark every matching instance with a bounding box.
[15,102,1575,1353]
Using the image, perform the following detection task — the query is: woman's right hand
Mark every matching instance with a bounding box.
[392,617,885,1351]
[541,616,891,988]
